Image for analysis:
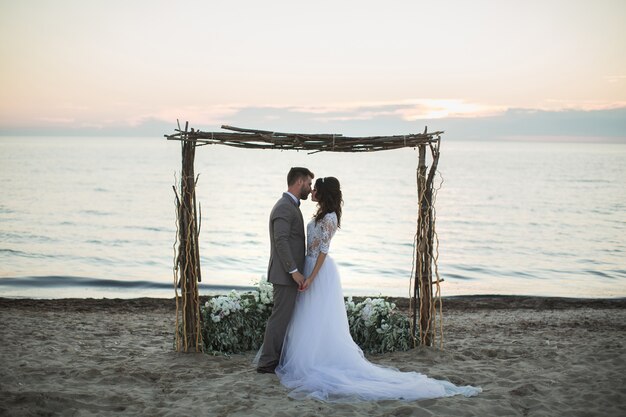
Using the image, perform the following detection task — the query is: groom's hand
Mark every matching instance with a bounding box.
[291,271,305,289]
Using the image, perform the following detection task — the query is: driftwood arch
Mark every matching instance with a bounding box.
[166,123,443,352]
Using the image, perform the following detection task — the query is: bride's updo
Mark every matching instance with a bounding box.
[313,176,343,227]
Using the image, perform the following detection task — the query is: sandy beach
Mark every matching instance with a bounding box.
[1,296,624,417]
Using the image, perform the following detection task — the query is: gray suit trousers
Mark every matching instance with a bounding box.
[257,283,298,369]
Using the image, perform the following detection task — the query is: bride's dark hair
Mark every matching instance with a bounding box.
[313,177,343,227]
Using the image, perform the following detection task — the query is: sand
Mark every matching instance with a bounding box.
[1,296,624,417]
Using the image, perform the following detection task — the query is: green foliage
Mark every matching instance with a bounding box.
[200,282,412,355]
[345,297,412,353]
[200,282,273,354]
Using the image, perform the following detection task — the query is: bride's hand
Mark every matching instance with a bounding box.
[300,278,313,291]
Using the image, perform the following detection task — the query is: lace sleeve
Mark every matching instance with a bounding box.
[319,213,338,254]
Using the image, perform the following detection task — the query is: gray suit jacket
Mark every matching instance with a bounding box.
[267,193,305,286]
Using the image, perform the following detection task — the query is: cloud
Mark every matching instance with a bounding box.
[394,100,505,120]
[127,104,243,127]
[438,107,626,140]
[606,75,626,84]
[542,99,626,111]
[213,105,626,140]
[288,99,506,122]
[2,100,625,141]
[38,117,76,124]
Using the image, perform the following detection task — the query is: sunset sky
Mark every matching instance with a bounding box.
[1,0,625,138]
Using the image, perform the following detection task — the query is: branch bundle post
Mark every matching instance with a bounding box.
[410,139,442,348]
[173,122,203,352]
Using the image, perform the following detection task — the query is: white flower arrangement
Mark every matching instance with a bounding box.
[200,282,274,354]
[200,282,411,355]
[205,290,252,323]
[345,297,411,353]
[252,280,273,311]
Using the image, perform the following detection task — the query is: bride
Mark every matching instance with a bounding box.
[274,176,481,402]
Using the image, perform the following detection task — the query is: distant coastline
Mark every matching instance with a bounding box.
[1,105,626,141]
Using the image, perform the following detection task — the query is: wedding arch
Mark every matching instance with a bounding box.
[166,122,443,353]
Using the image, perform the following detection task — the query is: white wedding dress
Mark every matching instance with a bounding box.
[275,212,481,402]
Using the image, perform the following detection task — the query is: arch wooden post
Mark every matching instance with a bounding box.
[173,122,203,352]
[411,139,440,347]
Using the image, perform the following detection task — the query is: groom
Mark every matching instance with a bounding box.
[257,167,314,374]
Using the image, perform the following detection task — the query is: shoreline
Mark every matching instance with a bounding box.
[1,294,625,313]
[1,295,625,416]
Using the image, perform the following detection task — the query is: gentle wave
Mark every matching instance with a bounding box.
[0,276,255,292]
[0,248,54,259]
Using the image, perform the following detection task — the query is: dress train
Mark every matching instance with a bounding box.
[275,254,481,402]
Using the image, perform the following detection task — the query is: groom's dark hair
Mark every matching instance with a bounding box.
[287,167,314,185]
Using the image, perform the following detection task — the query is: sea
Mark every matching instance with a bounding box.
[1,136,624,299]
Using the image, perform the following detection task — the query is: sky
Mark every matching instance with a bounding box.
[1,0,625,139]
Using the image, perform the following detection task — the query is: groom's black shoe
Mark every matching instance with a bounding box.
[256,366,276,374]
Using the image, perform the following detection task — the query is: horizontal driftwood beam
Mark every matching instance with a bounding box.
[165,124,443,153]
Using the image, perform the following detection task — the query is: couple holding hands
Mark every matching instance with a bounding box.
[256,167,480,402]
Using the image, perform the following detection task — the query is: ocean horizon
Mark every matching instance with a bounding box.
[1,136,625,299]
